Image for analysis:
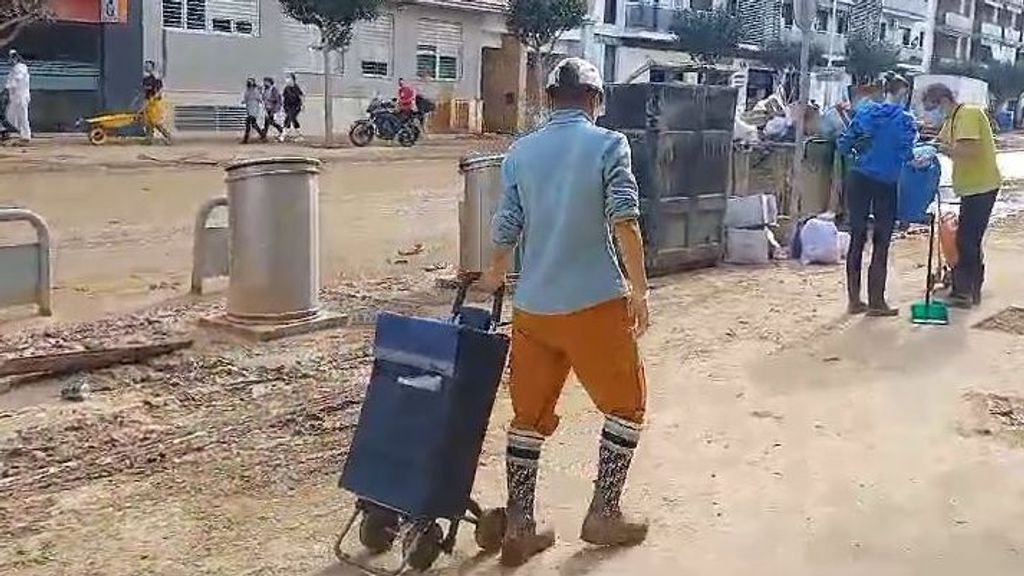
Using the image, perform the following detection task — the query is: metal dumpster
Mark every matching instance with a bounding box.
[602,83,737,275]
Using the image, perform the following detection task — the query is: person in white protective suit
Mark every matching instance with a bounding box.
[5,49,31,143]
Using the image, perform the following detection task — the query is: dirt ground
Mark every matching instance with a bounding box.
[3,140,1024,576]
[0,137,507,326]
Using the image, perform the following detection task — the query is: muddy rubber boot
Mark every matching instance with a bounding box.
[501,430,555,567]
[866,267,897,317]
[581,416,648,547]
[846,269,867,315]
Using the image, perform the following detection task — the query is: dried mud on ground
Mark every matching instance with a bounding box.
[1,214,1023,575]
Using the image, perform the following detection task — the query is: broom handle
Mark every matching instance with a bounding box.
[926,211,936,306]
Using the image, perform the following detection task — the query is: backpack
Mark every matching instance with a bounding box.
[416,95,436,114]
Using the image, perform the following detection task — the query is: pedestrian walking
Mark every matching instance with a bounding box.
[837,73,917,317]
[241,77,264,144]
[5,49,31,144]
[142,60,172,145]
[922,83,1002,308]
[281,73,304,142]
[478,57,650,567]
[261,76,284,141]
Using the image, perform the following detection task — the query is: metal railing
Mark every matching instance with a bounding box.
[0,209,52,316]
[191,197,229,295]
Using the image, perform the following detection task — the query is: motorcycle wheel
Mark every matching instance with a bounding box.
[397,125,417,148]
[349,121,375,147]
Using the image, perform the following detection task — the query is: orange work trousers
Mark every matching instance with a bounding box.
[509,298,646,437]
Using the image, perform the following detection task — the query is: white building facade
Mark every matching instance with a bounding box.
[144,0,507,136]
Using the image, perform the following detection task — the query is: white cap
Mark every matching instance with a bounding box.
[546,57,603,94]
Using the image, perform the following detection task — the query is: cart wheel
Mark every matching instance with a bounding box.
[88,127,107,145]
[358,507,399,554]
[405,522,443,572]
[474,507,506,553]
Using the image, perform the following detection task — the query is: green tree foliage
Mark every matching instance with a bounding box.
[507,0,587,55]
[670,8,742,64]
[506,0,587,127]
[979,61,1024,105]
[0,0,52,48]
[758,39,826,72]
[931,59,986,80]
[278,0,382,50]
[843,34,900,85]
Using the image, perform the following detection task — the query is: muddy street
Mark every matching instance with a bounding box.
[2,142,1024,576]
[0,141,496,325]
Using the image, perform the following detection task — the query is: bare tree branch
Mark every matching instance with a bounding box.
[0,0,52,49]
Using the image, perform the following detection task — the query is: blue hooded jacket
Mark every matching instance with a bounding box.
[837,101,917,184]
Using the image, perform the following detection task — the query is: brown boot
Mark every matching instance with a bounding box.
[500,430,555,567]
[580,416,648,547]
[501,519,555,567]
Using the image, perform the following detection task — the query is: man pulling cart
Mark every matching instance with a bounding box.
[479,57,652,566]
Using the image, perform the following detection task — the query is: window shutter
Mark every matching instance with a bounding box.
[356,14,394,69]
[206,0,259,34]
[163,0,183,28]
[282,17,322,73]
[417,19,462,58]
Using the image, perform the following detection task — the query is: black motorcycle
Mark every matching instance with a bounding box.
[349,97,423,148]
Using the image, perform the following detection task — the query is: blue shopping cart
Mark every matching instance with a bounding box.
[334,280,509,574]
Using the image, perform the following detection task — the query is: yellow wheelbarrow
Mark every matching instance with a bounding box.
[77,111,143,145]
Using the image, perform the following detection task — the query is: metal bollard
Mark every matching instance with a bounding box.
[223,157,322,324]
[191,196,229,295]
[0,208,52,316]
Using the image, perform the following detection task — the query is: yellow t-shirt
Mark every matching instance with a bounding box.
[938,105,1001,196]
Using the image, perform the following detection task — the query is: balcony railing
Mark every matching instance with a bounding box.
[943,12,973,32]
[978,21,1024,44]
[980,21,1003,39]
[625,3,682,34]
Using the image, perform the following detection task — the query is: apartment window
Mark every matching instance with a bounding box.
[814,8,829,32]
[691,0,712,10]
[604,0,617,25]
[836,10,849,35]
[162,0,259,36]
[356,15,394,78]
[901,27,912,46]
[782,1,794,27]
[879,22,887,41]
[416,19,462,82]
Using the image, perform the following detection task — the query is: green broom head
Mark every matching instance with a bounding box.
[910,299,950,325]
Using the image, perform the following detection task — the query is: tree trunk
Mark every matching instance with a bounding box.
[323,48,334,146]
[534,50,546,104]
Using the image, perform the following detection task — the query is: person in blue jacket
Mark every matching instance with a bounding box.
[837,73,917,317]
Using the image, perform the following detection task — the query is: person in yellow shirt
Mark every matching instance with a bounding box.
[922,84,1001,308]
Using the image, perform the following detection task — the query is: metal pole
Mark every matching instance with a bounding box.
[323,48,334,146]
[826,0,839,68]
[793,0,814,215]
[922,0,939,73]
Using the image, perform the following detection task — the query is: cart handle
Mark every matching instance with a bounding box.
[451,275,505,331]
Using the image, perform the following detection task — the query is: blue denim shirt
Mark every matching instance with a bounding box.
[491,109,641,315]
